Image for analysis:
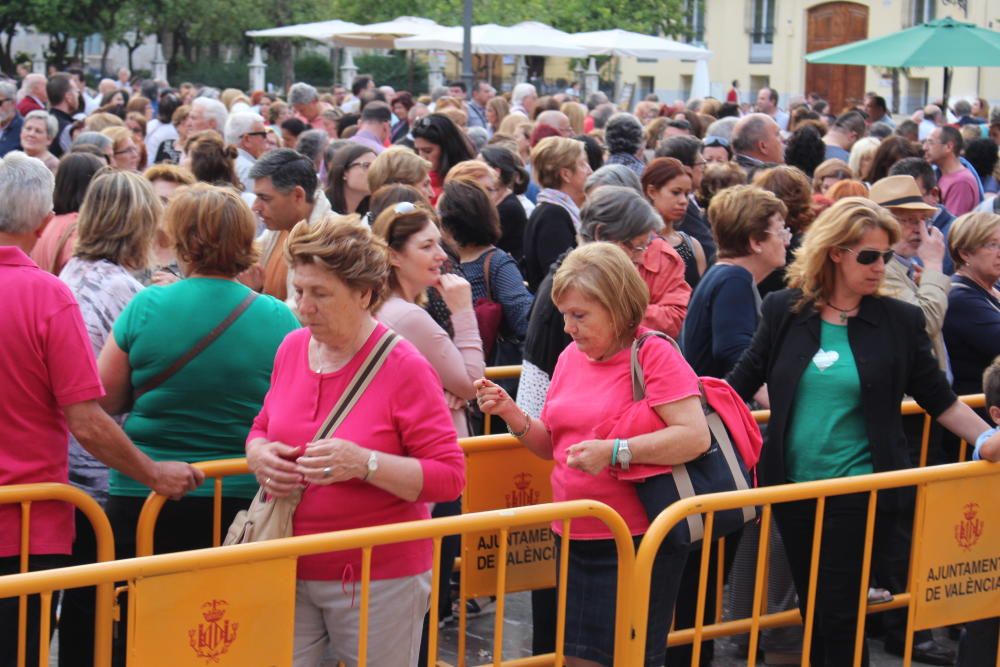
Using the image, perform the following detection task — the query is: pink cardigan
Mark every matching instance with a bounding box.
[638,237,691,338]
[248,324,465,581]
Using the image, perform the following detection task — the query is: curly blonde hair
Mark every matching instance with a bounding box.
[786,197,900,311]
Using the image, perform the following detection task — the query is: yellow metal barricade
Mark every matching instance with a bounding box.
[0,483,116,667]
[135,458,250,556]
[0,500,633,667]
[630,461,1000,667]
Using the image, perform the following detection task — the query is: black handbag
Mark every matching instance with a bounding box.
[630,332,757,550]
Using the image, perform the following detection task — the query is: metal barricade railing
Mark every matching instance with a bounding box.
[0,500,633,667]
[628,461,1000,667]
[135,457,250,556]
[0,483,116,667]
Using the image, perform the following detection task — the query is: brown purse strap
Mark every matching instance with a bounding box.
[482,248,497,301]
[50,221,77,274]
[135,291,258,399]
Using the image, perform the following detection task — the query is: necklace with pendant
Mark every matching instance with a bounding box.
[827,301,859,323]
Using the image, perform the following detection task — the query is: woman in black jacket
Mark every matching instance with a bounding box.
[727,197,998,666]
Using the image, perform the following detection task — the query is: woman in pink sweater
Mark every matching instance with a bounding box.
[246,218,464,667]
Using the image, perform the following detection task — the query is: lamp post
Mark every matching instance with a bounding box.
[248,45,266,92]
[461,0,474,92]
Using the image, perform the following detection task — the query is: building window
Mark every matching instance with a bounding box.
[910,0,936,26]
[680,75,693,100]
[749,0,775,64]
[683,0,706,45]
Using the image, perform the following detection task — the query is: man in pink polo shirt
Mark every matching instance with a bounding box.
[0,151,204,667]
[924,125,981,216]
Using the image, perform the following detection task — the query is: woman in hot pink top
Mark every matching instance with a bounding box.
[477,243,711,667]
[246,218,464,667]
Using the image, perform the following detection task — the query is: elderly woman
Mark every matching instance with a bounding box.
[98,184,299,558]
[246,217,464,666]
[642,157,706,288]
[682,184,788,378]
[325,143,374,217]
[943,212,1000,412]
[31,153,106,275]
[604,113,646,176]
[367,146,434,204]
[411,113,475,204]
[727,198,1000,666]
[479,242,711,667]
[523,136,593,292]
[55,170,162,662]
[438,180,534,363]
[21,110,60,172]
[101,126,140,171]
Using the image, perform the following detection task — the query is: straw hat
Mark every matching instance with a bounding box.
[868,175,937,212]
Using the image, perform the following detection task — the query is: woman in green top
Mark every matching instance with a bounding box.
[98,184,299,557]
[727,197,999,666]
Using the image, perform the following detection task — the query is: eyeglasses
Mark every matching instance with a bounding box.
[114,146,138,155]
[348,160,374,171]
[243,131,268,138]
[703,136,729,148]
[623,235,653,255]
[979,241,1000,252]
[693,159,708,169]
[0,98,10,105]
[765,226,793,243]
[839,247,895,265]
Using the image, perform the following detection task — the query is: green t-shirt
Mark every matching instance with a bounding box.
[110,278,299,498]
[786,320,873,482]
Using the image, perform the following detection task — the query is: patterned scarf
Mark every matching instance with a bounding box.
[536,188,582,234]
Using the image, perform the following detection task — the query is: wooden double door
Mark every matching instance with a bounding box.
[805,2,869,114]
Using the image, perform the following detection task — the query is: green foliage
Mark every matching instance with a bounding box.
[355,52,429,95]
[294,52,334,87]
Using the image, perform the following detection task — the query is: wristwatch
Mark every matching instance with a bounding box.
[363,451,378,481]
[617,439,632,471]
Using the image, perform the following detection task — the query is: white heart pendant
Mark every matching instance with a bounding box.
[812,348,840,372]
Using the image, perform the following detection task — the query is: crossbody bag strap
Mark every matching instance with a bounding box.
[482,248,497,302]
[630,330,680,401]
[312,329,401,440]
[135,291,258,399]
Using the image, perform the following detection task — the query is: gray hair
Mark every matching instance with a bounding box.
[585,164,643,194]
[0,81,16,102]
[25,110,58,139]
[705,117,739,142]
[580,185,663,242]
[953,99,972,117]
[289,82,318,107]
[72,132,113,151]
[591,103,616,130]
[605,113,644,155]
[585,91,609,110]
[224,111,265,145]
[466,126,489,154]
[248,148,318,203]
[191,97,228,131]
[732,113,775,155]
[0,152,54,234]
[512,83,537,106]
[430,86,449,102]
[868,122,894,140]
[295,129,329,164]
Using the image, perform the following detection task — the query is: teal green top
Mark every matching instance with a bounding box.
[786,320,873,482]
[110,278,299,498]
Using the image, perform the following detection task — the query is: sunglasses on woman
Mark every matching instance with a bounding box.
[839,247,894,265]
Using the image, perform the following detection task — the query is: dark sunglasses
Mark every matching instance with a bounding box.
[703,135,729,148]
[840,247,894,265]
[243,131,268,138]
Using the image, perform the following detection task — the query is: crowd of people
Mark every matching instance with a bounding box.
[2,65,1000,667]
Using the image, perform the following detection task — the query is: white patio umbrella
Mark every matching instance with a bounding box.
[568,28,712,60]
[395,22,589,57]
[246,19,363,43]
[334,16,448,48]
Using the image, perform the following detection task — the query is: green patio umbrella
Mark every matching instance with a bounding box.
[805,17,1000,106]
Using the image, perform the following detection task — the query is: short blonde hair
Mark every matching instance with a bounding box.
[709,185,787,259]
[498,115,531,138]
[848,137,881,179]
[166,183,258,276]
[437,106,467,128]
[74,169,161,269]
[286,215,390,312]
[948,212,1000,266]
[531,136,584,189]
[786,197,901,310]
[367,146,431,192]
[552,242,649,342]
[101,125,132,152]
[444,160,496,187]
[84,112,124,132]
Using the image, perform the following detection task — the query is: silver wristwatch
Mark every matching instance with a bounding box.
[617,439,632,471]
[363,451,378,481]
